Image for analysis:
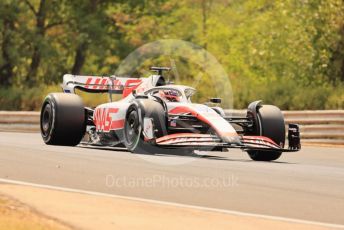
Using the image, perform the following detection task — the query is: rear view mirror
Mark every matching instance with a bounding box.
[210,98,222,104]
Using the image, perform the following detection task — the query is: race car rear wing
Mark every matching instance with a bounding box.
[61,74,166,98]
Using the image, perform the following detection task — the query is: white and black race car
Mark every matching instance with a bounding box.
[40,67,300,161]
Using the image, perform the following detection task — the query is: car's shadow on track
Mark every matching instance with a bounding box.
[78,145,131,152]
[140,152,295,164]
[78,145,294,164]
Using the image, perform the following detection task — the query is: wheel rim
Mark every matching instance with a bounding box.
[41,103,52,137]
[125,110,140,147]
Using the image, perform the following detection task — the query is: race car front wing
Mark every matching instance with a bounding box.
[155,124,301,152]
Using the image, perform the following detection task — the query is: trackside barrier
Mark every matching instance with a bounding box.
[0,111,40,132]
[1,110,343,145]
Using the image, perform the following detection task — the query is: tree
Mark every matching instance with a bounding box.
[0,1,20,86]
[65,0,113,75]
[24,0,66,86]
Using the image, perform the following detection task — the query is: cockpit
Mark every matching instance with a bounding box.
[145,86,196,103]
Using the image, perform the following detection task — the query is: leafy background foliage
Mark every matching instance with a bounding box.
[0,0,343,110]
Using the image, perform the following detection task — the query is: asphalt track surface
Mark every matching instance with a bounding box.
[0,132,343,226]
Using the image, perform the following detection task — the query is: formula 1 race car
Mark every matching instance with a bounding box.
[40,67,300,161]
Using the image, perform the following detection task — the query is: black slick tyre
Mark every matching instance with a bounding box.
[247,105,285,161]
[123,99,167,154]
[40,93,85,146]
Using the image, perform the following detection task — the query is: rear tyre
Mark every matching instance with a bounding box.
[40,93,86,146]
[247,105,285,161]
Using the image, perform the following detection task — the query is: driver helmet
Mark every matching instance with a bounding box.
[159,90,180,102]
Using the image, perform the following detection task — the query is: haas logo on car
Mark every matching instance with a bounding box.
[93,108,124,132]
[84,77,142,98]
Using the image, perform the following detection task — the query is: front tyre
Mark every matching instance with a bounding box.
[123,99,168,154]
[123,107,142,152]
[40,93,86,146]
[247,104,285,161]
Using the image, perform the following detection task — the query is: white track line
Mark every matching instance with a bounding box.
[0,178,343,229]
